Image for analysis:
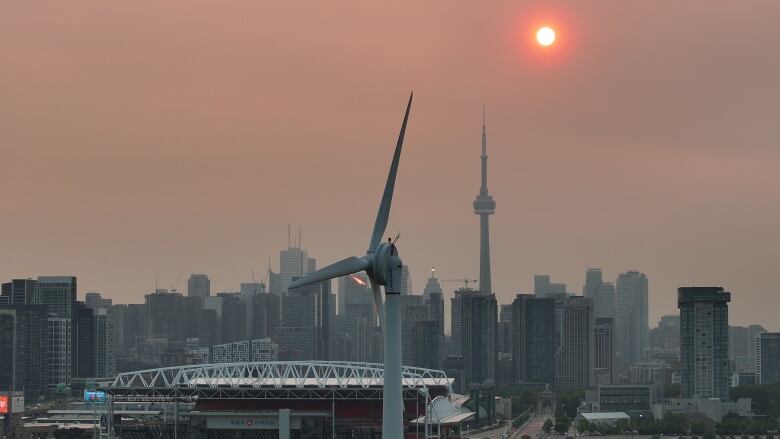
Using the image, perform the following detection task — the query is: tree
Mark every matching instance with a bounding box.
[555,416,571,434]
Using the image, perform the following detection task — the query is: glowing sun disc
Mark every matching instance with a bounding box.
[536,26,556,46]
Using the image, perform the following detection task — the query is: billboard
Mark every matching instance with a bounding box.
[0,396,8,414]
[84,390,108,403]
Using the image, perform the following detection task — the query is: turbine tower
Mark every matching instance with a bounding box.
[473,106,496,295]
[288,93,413,439]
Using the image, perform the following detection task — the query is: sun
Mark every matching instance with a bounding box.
[536,26,556,46]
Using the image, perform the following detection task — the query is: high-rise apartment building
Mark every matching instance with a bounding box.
[187,274,210,298]
[453,289,497,391]
[678,287,731,400]
[511,294,556,386]
[0,305,49,401]
[33,276,77,388]
[556,296,595,390]
[755,332,780,385]
[615,271,648,369]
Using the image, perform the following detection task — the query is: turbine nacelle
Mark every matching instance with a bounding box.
[367,241,399,287]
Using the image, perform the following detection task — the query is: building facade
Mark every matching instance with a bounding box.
[678,287,731,399]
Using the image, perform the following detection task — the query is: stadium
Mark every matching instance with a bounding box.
[103,361,473,439]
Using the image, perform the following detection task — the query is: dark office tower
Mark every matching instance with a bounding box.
[556,296,595,390]
[250,293,281,339]
[595,282,616,319]
[316,280,333,360]
[145,289,182,345]
[534,275,551,297]
[454,289,497,390]
[678,287,731,399]
[426,291,444,338]
[1,279,38,304]
[615,271,649,369]
[74,302,96,378]
[187,274,210,298]
[756,333,780,384]
[400,265,411,295]
[512,295,556,386]
[583,268,603,299]
[450,287,477,357]
[178,296,203,341]
[84,292,111,310]
[123,303,146,352]
[402,295,429,365]
[0,305,49,402]
[497,304,513,355]
[411,320,443,370]
[220,293,248,344]
[198,309,219,347]
[338,273,371,316]
[594,318,615,385]
[33,276,77,318]
[107,305,125,353]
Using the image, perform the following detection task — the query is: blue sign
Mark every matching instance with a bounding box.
[84,390,108,403]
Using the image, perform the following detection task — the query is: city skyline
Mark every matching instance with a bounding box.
[3,1,780,333]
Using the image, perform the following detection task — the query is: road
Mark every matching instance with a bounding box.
[466,420,513,439]
[511,413,552,439]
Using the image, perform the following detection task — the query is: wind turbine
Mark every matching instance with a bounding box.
[288,92,413,438]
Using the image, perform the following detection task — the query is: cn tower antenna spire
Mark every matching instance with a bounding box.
[473,106,496,295]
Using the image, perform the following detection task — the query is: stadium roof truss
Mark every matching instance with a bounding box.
[107,361,453,401]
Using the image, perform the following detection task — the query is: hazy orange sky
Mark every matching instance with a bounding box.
[2,1,779,331]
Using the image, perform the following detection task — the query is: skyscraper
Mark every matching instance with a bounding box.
[595,282,616,319]
[512,294,556,386]
[187,274,211,298]
[583,268,603,299]
[615,271,648,369]
[1,279,37,305]
[453,289,497,391]
[400,265,411,295]
[0,304,49,401]
[33,276,77,388]
[594,317,615,385]
[473,108,496,296]
[755,332,780,385]
[422,268,443,302]
[678,287,731,399]
[280,245,315,294]
[556,296,595,390]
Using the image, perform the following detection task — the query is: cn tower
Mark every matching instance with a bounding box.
[473,107,496,295]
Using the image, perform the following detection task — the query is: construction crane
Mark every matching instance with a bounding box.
[442,278,478,289]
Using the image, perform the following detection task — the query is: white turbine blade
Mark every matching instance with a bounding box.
[368,92,413,252]
[370,277,385,329]
[288,256,368,290]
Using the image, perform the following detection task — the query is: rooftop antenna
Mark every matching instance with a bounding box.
[288,224,291,249]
